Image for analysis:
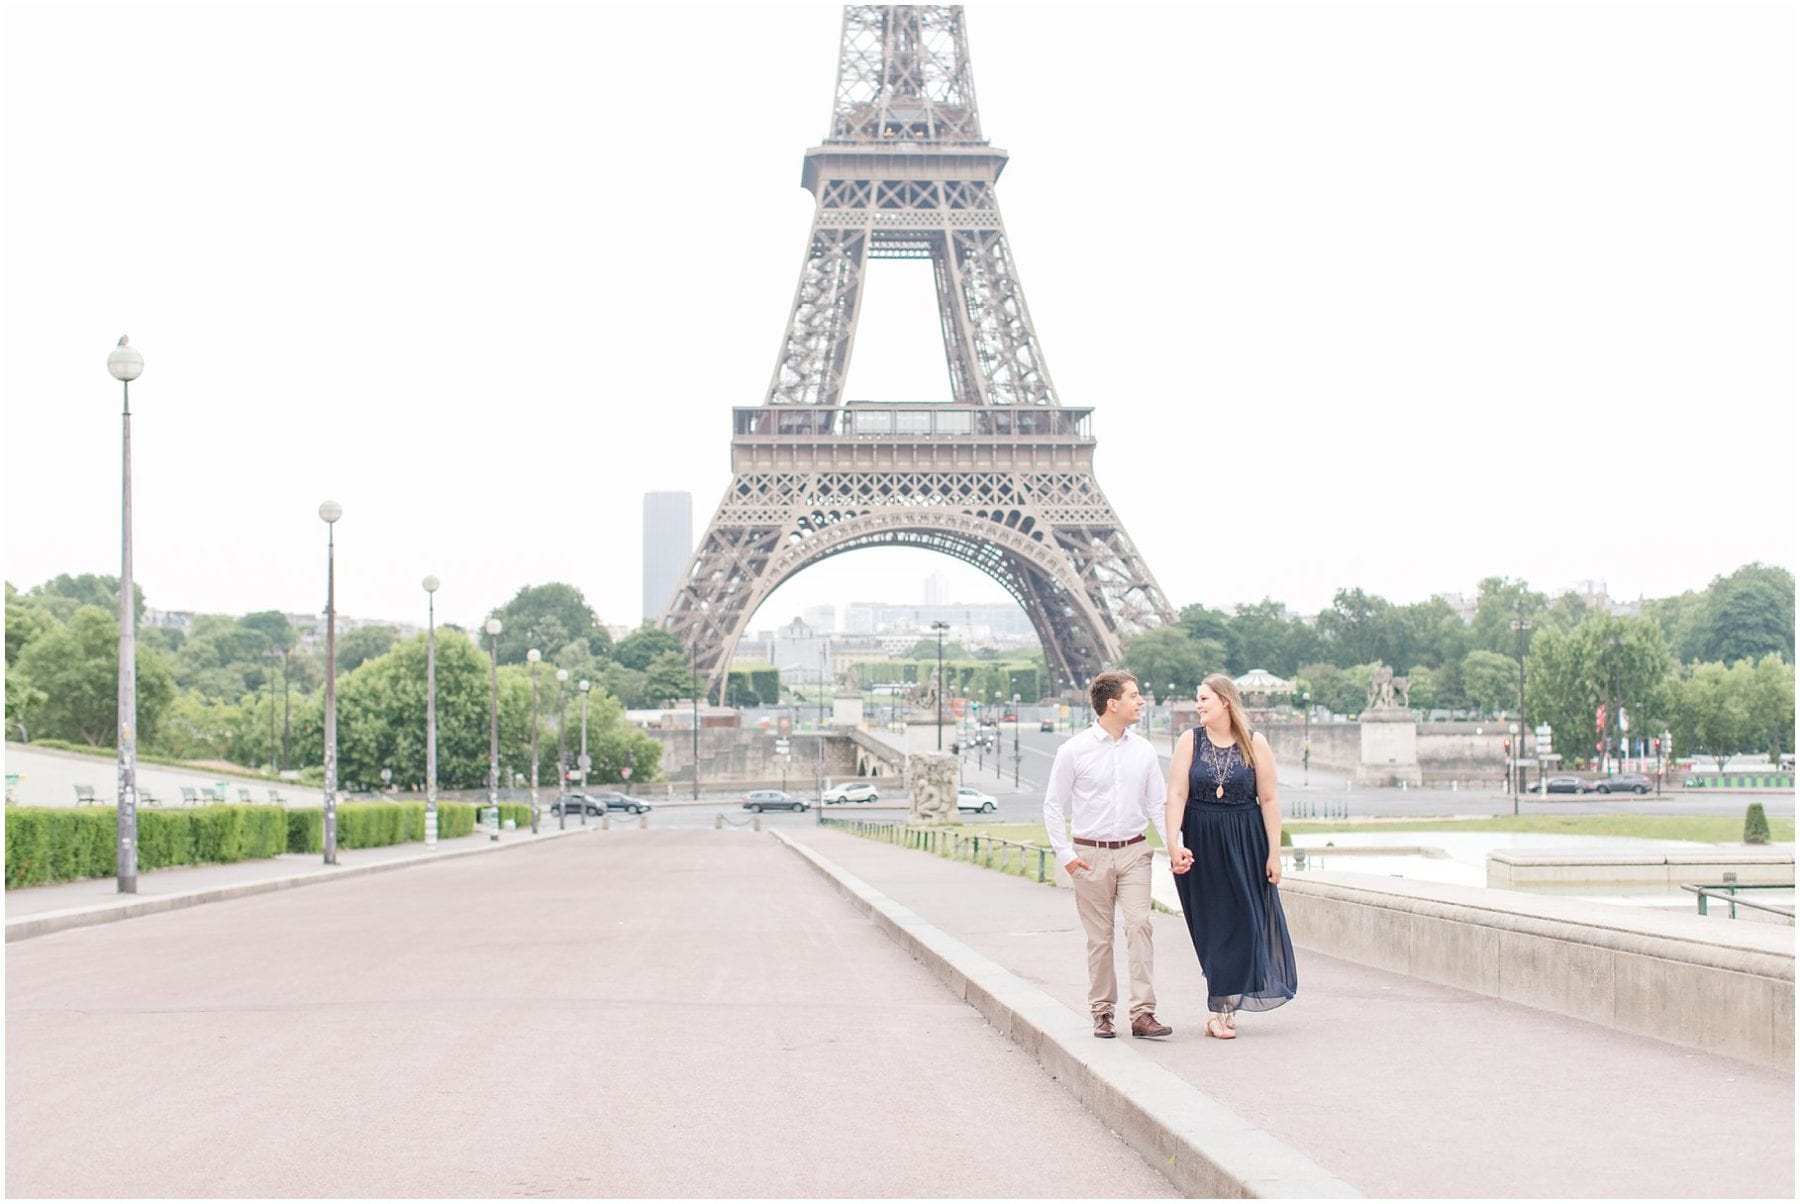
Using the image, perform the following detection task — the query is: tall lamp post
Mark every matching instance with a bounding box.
[485,617,502,840]
[931,620,950,749]
[423,575,440,848]
[577,679,591,825]
[1511,604,1532,814]
[1012,691,1022,789]
[526,648,542,834]
[555,668,569,829]
[319,500,343,865]
[108,337,143,893]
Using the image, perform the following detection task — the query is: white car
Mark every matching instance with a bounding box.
[822,782,880,805]
[956,787,998,814]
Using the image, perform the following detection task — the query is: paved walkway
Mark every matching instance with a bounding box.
[783,828,1794,1200]
[6,823,1793,1197]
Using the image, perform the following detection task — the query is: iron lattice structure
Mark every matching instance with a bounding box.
[666,5,1176,699]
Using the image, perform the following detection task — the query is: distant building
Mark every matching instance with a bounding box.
[923,572,950,605]
[802,603,837,635]
[642,491,694,623]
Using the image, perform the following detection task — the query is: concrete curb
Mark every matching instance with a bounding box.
[5,825,598,944]
[771,829,1361,1200]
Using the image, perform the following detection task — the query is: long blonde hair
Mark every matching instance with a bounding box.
[1200,673,1258,768]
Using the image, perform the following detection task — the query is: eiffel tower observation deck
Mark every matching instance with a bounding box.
[666,5,1176,700]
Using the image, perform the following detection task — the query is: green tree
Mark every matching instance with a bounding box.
[148,691,243,761]
[1394,597,1471,672]
[1228,599,1311,676]
[6,582,55,667]
[1178,603,1233,648]
[26,573,145,624]
[6,660,46,741]
[335,625,399,675]
[615,622,683,672]
[640,650,699,707]
[1529,614,1674,766]
[1316,588,1401,669]
[1698,564,1794,665]
[487,583,612,664]
[1743,653,1795,764]
[14,605,175,747]
[1296,662,1364,716]
[1461,650,1518,717]
[238,610,296,654]
[1469,578,1549,657]
[1673,661,1751,772]
[1121,627,1214,701]
[902,637,969,660]
[171,614,277,700]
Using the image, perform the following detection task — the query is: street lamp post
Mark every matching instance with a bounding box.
[1511,605,1532,814]
[931,620,950,750]
[108,337,143,894]
[527,648,542,834]
[423,575,440,848]
[555,669,568,830]
[578,679,591,825]
[1012,692,1023,789]
[485,617,502,840]
[319,500,343,865]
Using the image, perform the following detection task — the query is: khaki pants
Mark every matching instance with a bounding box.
[1071,841,1156,1020]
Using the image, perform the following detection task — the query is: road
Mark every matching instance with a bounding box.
[5,830,1175,1199]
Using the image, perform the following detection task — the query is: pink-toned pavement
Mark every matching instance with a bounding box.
[6,827,1176,1199]
[782,827,1794,1200]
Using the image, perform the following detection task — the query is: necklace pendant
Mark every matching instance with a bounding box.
[1215,784,1225,799]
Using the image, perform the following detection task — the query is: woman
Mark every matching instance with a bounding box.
[1164,673,1297,1038]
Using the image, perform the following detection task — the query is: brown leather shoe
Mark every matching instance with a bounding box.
[1131,1012,1173,1038]
[1092,1013,1116,1039]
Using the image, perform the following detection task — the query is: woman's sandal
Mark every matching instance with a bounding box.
[1204,1013,1237,1040]
[1223,1008,1237,1031]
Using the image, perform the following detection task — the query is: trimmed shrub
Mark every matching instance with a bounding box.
[6,805,287,888]
[1744,803,1771,845]
[436,803,476,839]
[287,808,324,854]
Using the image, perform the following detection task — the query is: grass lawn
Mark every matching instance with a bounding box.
[954,815,1793,845]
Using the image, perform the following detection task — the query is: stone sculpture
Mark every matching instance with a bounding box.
[1367,664,1395,710]
[906,752,958,825]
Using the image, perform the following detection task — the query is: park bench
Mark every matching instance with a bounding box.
[179,786,201,807]
[201,786,226,804]
[73,784,103,806]
[138,788,160,807]
[237,787,254,803]
[267,787,287,804]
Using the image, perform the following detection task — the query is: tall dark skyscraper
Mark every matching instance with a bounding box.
[642,491,694,623]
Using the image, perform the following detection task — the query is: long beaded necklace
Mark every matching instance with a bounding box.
[1198,733,1236,800]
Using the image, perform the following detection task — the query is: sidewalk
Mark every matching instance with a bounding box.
[780,827,1794,1199]
[5,821,598,940]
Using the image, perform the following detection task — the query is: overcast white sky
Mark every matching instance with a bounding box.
[5,1,1794,637]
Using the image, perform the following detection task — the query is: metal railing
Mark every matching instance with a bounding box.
[823,817,1057,883]
[1288,799,1351,819]
[1679,881,1794,921]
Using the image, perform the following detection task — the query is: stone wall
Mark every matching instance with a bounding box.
[1262,720,1534,788]
[1282,870,1794,1069]
[647,728,900,793]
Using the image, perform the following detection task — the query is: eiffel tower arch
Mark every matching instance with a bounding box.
[665,4,1176,701]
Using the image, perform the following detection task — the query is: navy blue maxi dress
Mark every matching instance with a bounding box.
[1172,731,1298,1013]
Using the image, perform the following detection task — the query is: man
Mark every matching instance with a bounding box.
[1043,671,1174,1039]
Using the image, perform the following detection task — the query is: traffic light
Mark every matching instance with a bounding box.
[1503,739,1512,757]
[1652,737,1661,752]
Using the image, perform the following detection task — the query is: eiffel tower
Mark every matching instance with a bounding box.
[664,4,1176,700]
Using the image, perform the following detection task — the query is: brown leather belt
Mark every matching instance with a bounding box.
[1074,835,1145,849]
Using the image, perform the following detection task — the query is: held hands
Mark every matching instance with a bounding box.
[1169,847,1194,874]
[1265,853,1282,885]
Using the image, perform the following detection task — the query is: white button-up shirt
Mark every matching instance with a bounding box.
[1042,722,1170,868]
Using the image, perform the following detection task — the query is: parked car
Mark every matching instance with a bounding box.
[822,782,880,805]
[742,790,808,813]
[583,791,652,814]
[1590,773,1652,795]
[956,787,999,814]
[1540,776,1586,795]
[1039,719,1055,732]
[551,793,604,817]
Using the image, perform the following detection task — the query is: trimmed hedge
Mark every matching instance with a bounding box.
[6,805,288,889]
[285,802,480,853]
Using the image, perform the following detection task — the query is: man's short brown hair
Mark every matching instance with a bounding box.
[1088,671,1138,716]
